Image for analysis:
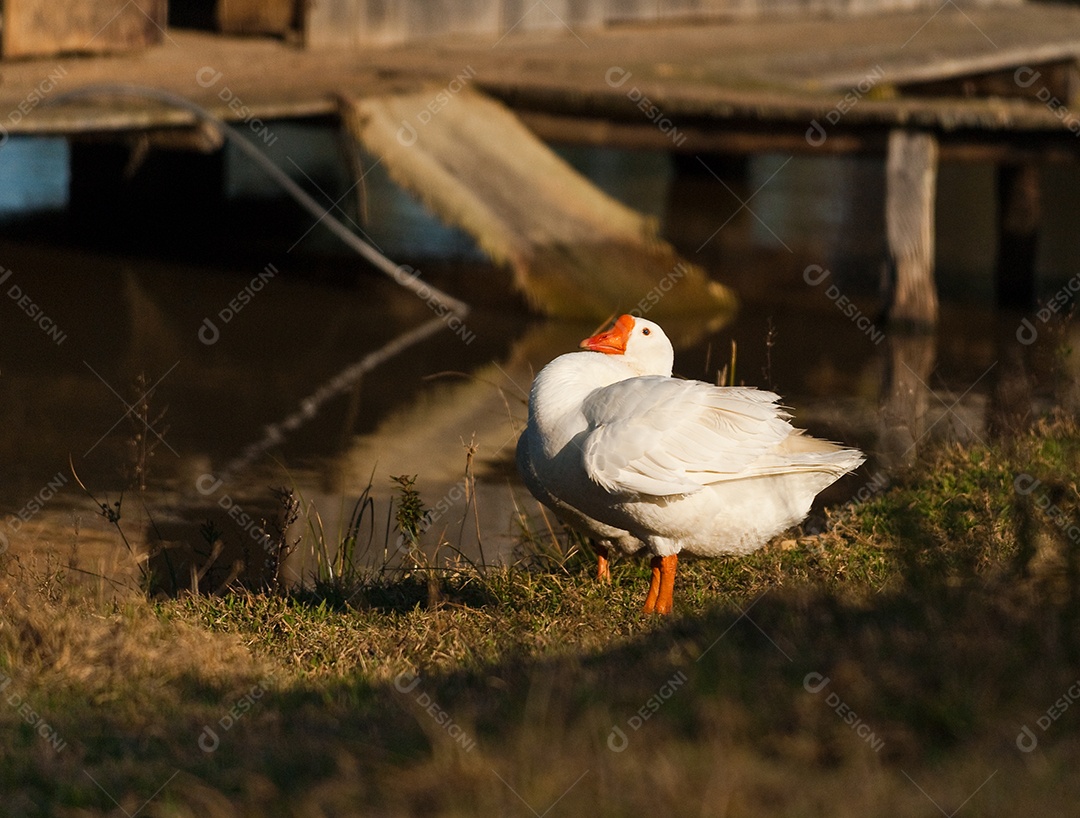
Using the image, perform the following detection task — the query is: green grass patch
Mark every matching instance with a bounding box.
[3,418,1080,816]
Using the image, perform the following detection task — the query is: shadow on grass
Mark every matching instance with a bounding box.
[7,419,1080,815]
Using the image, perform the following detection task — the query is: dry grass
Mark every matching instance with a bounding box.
[2,417,1080,816]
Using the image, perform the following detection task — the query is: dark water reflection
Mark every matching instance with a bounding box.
[1,129,1077,590]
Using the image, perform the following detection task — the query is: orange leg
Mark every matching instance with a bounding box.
[642,554,678,615]
[596,543,611,583]
[643,557,662,612]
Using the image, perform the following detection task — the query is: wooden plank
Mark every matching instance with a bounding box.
[2,0,167,59]
[898,60,1079,103]
[300,0,1032,49]
[885,130,939,327]
[821,44,1080,91]
[217,0,298,35]
[304,0,502,48]
[338,88,735,319]
[406,0,500,40]
[303,0,360,49]
[2,14,1080,139]
[484,78,1080,138]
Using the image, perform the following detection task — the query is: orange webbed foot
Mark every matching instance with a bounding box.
[643,554,677,615]
[596,543,611,583]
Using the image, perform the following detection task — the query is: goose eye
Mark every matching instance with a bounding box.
[642,328,651,336]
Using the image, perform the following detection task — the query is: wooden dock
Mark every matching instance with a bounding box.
[2,6,1076,140]
[4,4,1080,322]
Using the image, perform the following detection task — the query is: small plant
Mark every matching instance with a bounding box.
[390,474,442,608]
[69,456,151,589]
[289,468,379,600]
[391,474,428,556]
[66,371,175,595]
[263,487,301,595]
[331,475,377,588]
[126,372,169,493]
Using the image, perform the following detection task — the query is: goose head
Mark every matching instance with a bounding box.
[579,314,674,377]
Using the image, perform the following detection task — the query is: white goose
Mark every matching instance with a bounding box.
[517,314,864,614]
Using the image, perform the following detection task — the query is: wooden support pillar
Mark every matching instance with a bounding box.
[995,162,1040,309]
[879,332,936,468]
[885,130,939,327]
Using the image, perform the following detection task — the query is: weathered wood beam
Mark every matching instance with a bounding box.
[516,111,887,155]
[2,0,166,59]
[516,110,1080,162]
[338,89,734,319]
[885,129,939,328]
[217,0,298,35]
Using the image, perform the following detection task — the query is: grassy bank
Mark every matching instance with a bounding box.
[2,418,1079,816]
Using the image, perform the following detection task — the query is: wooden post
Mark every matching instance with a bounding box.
[879,332,936,468]
[995,162,1040,309]
[885,130,939,327]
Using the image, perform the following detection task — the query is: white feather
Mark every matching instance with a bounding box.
[517,316,865,562]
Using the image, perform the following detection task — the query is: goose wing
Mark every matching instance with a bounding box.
[580,378,794,497]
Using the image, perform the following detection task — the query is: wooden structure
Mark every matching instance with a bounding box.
[885,131,939,327]
[156,0,1027,49]
[238,0,1025,49]
[1,0,166,59]
[216,0,296,36]
[340,89,733,318]
[1,5,1079,322]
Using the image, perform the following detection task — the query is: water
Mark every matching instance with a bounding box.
[1,125,1076,591]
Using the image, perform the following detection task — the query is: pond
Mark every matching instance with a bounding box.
[1,123,1076,592]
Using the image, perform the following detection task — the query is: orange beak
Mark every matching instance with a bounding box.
[580,315,635,355]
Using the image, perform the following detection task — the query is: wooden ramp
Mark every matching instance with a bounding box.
[339,89,734,320]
